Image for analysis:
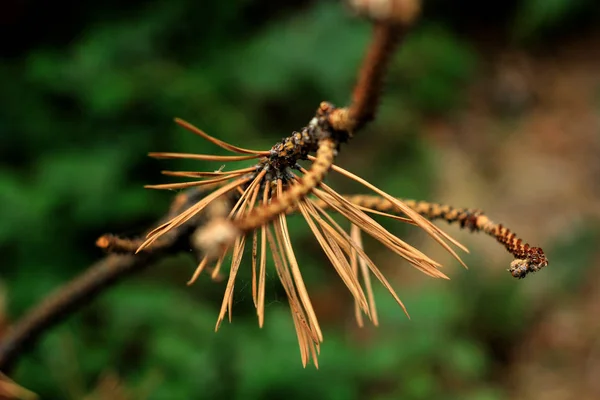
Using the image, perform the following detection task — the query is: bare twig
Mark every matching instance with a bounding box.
[329,0,422,132]
[311,195,549,277]
[0,188,209,373]
[351,24,402,129]
[0,255,153,373]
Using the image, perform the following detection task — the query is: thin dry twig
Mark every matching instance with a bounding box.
[0,188,209,373]
[0,255,153,373]
[311,195,548,277]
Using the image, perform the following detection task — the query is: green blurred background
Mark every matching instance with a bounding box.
[2,0,600,399]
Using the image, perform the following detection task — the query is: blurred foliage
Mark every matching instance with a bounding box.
[512,0,596,41]
[1,0,599,399]
[392,24,477,114]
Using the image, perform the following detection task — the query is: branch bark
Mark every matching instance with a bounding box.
[0,254,154,373]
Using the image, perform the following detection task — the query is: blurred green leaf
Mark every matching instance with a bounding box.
[392,24,478,114]
[513,0,591,40]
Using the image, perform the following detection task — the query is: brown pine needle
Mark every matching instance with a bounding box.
[213,173,268,328]
[216,177,264,323]
[296,200,370,314]
[161,166,258,178]
[276,181,323,342]
[271,218,320,344]
[351,204,415,224]
[257,183,270,327]
[266,230,301,318]
[174,118,270,155]
[210,254,226,280]
[187,256,209,286]
[323,226,371,311]
[298,172,441,270]
[310,197,410,318]
[149,152,261,162]
[350,234,364,327]
[351,224,379,326]
[310,160,469,264]
[148,177,248,238]
[137,176,251,253]
[312,185,448,278]
[302,197,410,317]
[242,176,263,215]
[239,176,265,212]
[228,170,266,218]
[267,225,321,363]
[251,228,259,308]
[230,236,247,322]
[290,303,318,368]
[257,224,268,326]
[244,181,263,308]
[301,195,380,325]
[144,172,248,190]
[290,307,308,367]
[215,235,246,331]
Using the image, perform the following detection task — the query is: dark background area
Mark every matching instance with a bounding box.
[2,0,600,399]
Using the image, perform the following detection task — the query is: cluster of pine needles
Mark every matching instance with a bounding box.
[140,117,470,367]
[112,0,550,367]
[0,1,548,380]
[132,104,547,366]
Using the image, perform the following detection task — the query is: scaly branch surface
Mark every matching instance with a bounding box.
[320,196,549,278]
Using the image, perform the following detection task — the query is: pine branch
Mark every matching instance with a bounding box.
[0,9,405,372]
[0,0,548,373]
